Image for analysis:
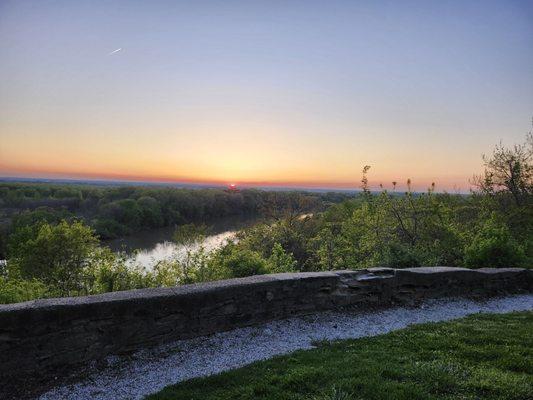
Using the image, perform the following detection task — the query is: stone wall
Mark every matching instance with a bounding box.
[1,267,531,398]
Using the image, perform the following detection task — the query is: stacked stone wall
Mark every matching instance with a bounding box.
[0,267,531,398]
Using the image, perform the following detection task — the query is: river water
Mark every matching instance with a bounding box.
[105,216,259,269]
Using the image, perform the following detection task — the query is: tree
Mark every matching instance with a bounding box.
[473,132,533,206]
[172,224,210,283]
[99,199,142,232]
[138,196,163,227]
[221,248,269,278]
[8,220,100,295]
[464,214,526,268]
[267,243,297,273]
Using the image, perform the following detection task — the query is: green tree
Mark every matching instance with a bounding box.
[0,276,49,304]
[464,215,526,268]
[473,132,533,206]
[221,248,269,278]
[267,243,297,273]
[8,220,100,295]
[138,196,164,227]
[85,249,152,294]
[172,224,209,283]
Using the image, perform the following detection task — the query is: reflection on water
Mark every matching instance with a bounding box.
[105,216,258,269]
[129,230,236,269]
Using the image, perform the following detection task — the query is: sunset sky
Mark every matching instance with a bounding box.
[1,0,532,191]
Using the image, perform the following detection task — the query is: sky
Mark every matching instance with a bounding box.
[1,0,532,192]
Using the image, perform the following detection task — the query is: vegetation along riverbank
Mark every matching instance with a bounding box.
[0,133,531,304]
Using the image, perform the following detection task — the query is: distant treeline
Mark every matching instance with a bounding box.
[0,183,353,258]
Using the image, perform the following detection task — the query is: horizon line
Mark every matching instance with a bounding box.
[0,173,471,194]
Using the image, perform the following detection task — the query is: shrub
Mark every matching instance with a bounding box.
[267,243,298,273]
[8,220,100,295]
[93,218,128,239]
[464,216,526,268]
[380,242,421,269]
[0,276,50,304]
[222,248,269,278]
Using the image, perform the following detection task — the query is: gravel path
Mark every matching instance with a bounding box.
[39,294,533,400]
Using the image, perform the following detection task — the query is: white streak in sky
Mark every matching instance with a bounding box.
[108,48,122,55]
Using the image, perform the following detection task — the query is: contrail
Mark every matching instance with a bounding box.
[108,48,122,55]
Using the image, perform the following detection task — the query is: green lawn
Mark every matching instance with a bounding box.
[147,312,533,400]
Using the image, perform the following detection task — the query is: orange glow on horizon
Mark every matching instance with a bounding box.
[0,162,474,193]
[0,0,530,197]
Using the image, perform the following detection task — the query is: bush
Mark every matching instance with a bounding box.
[8,220,100,295]
[93,218,128,239]
[0,277,50,304]
[380,242,421,269]
[80,248,146,293]
[464,216,526,268]
[222,248,270,278]
[267,243,298,273]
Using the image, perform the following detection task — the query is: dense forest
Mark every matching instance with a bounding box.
[0,133,531,304]
[0,184,352,259]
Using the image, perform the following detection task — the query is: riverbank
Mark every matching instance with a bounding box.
[103,215,261,269]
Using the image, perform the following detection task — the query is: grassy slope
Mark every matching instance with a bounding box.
[147,312,533,400]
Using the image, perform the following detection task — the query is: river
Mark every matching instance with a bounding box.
[105,215,259,269]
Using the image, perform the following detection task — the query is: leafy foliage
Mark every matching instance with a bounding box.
[220,248,270,278]
[7,221,100,295]
[473,131,532,206]
[0,277,49,304]
[0,133,531,303]
[0,184,345,247]
[464,215,526,268]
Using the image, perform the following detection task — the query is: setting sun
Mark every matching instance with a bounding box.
[1,2,532,399]
[1,1,531,192]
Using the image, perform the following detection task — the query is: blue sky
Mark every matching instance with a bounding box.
[1,0,532,190]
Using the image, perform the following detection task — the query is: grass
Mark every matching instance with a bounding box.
[147,312,533,400]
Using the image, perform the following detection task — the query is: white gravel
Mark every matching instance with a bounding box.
[39,294,533,400]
